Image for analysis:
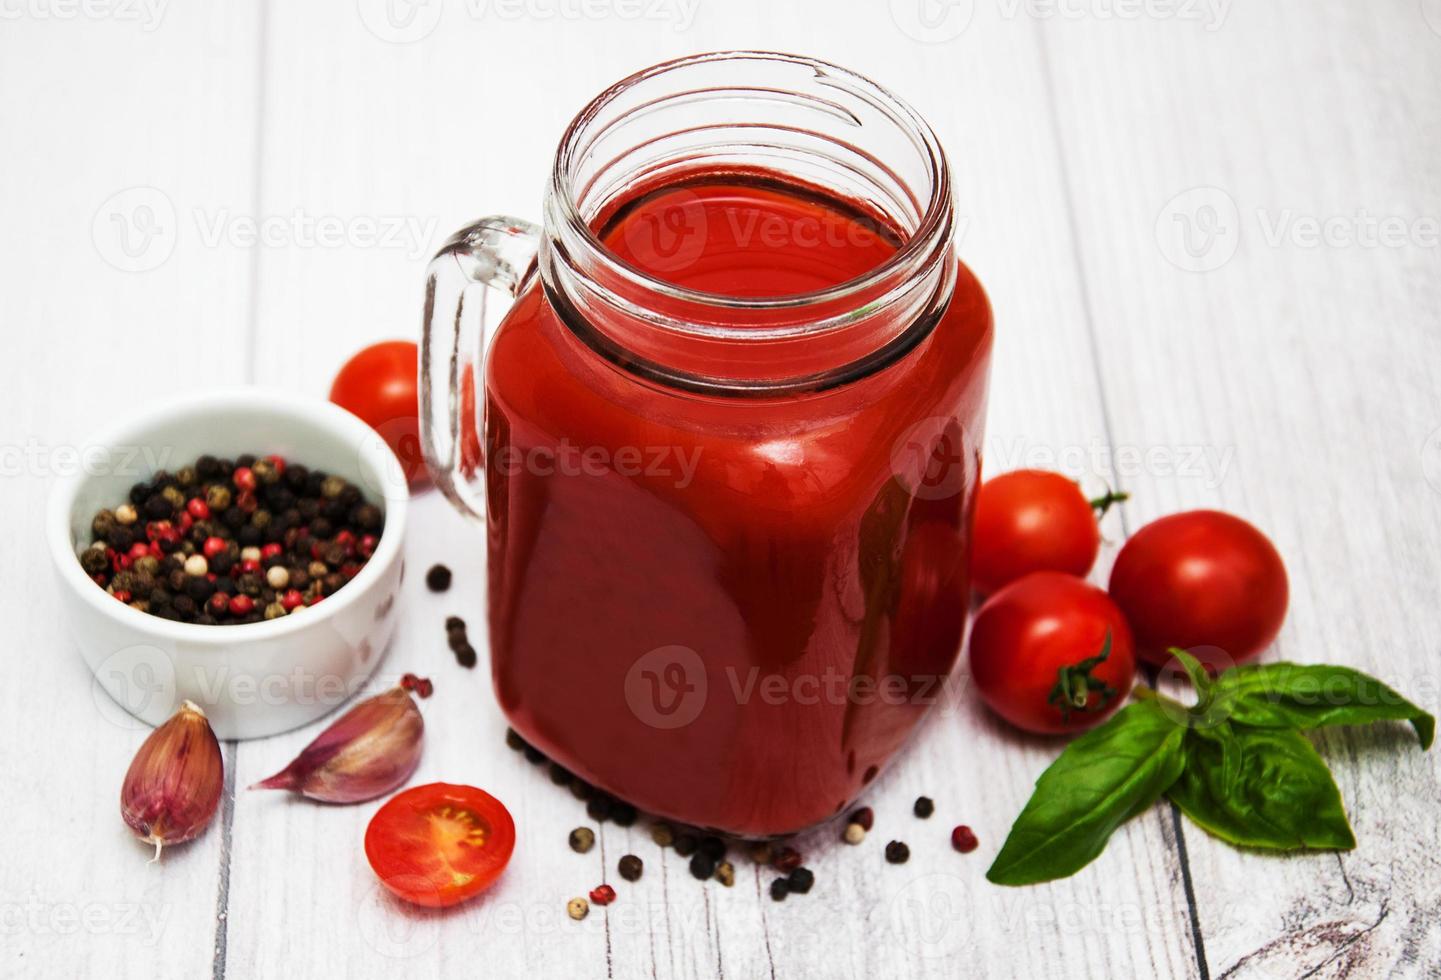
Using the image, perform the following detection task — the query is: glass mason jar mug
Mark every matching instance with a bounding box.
[420,52,992,837]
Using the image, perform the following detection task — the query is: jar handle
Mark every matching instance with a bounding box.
[420,216,541,524]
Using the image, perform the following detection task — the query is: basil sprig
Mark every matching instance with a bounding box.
[986,651,1433,886]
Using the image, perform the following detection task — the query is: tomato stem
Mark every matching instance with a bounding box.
[1088,488,1130,520]
[1048,631,1121,723]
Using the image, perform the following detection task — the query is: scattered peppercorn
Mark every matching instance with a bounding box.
[689,853,716,881]
[843,822,867,845]
[885,841,910,864]
[588,884,616,907]
[914,796,935,819]
[426,564,452,592]
[618,855,644,882]
[714,861,735,887]
[786,867,814,895]
[848,807,874,831]
[951,825,979,854]
[567,897,589,921]
[699,836,727,861]
[773,846,802,872]
[79,454,383,624]
[673,833,699,857]
[570,779,594,801]
[650,823,675,848]
[548,762,572,786]
[611,802,638,828]
[445,616,478,668]
[569,827,596,854]
[505,728,525,752]
[748,841,774,865]
[769,878,789,901]
[586,796,614,822]
[523,743,546,765]
[399,673,434,698]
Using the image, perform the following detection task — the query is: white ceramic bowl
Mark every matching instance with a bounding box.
[48,388,409,740]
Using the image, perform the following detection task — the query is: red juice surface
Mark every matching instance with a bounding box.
[484,174,992,836]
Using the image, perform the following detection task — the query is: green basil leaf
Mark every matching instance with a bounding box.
[986,701,1188,886]
[1168,725,1355,850]
[1215,663,1434,749]
[1167,647,1214,699]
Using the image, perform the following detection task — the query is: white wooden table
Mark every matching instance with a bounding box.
[5,2,1440,977]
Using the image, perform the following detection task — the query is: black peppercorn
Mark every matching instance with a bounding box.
[505,728,525,751]
[237,525,263,547]
[107,525,136,551]
[699,836,727,861]
[611,803,638,828]
[186,577,215,601]
[618,855,643,882]
[885,841,910,864]
[548,762,572,786]
[570,779,594,801]
[221,507,246,530]
[353,504,383,531]
[426,564,452,592]
[674,834,699,857]
[80,546,110,575]
[586,796,613,822]
[689,853,715,880]
[523,743,546,766]
[172,594,197,618]
[786,867,814,894]
[769,878,789,901]
[914,796,934,819]
[143,494,172,520]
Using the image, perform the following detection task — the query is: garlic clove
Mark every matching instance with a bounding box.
[250,682,426,804]
[120,700,224,860]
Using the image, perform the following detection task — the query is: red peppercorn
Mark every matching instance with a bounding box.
[848,807,874,831]
[239,559,262,575]
[400,673,434,698]
[588,884,616,906]
[359,534,379,558]
[208,592,230,616]
[340,563,364,580]
[228,594,255,616]
[127,542,151,561]
[261,542,284,560]
[233,466,257,492]
[265,454,286,475]
[773,847,803,872]
[236,490,258,513]
[204,536,228,559]
[187,498,211,520]
[951,826,979,854]
[176,511,194,533]
[280,589,305,611]
[112,589,133,603]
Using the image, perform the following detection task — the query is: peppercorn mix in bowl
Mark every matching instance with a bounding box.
[48,388,409,739]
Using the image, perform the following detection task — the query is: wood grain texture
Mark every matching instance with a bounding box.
[2,0,1438,977]
[0,7,260,980]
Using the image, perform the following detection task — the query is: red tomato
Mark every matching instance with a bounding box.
[1108,510,1288,669]
[971,470,1115,595]
[364,783,515,908]
[968,572,1136,735]
[329,341,428,488]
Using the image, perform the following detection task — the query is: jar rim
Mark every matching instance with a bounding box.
[547,50,953,321]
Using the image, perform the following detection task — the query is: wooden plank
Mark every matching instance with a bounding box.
[1037,0,1441,975]
[224,4,1203,979]
[0,7,260,979]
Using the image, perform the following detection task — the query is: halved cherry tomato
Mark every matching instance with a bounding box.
[968,572,1136,735]
[970,470,1122,596]
[1109,510,1288,669]
[364,783,515,907]
[329,340,428,488]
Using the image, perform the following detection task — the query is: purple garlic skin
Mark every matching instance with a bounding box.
[251,687,423,803]
[121,700,224,859]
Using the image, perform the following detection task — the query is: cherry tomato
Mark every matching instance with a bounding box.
[364,783,515,908]
[329,340,427,488]
[968,572,1136,735]
[971,470,1120,595]
[1108,510,1288,669]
